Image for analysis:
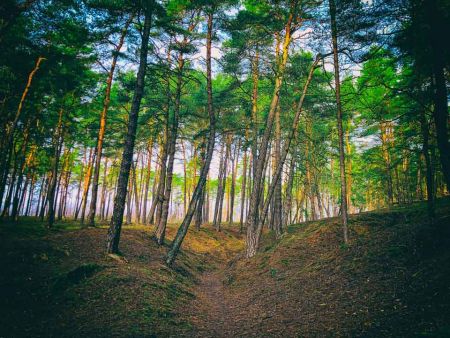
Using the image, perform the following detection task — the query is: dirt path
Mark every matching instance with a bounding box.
[189,270,232,337]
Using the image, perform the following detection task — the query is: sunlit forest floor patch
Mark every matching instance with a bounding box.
[1,198,449,337]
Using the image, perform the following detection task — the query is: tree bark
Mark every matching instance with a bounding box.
[245,12,294,258]
[80,148,95,224]
[88,16,132,226]
[428,0,450,191]
[166,10,216,266]
[0,57,45,207]
[141,141,153,224]
[106,6,152,254]
[239,149,248,232]
[229,140,239,224]
[47,108,64,227]
[257,56,321,245]
[154,45,186,244]
[419,110,435,219]
[283,154,295,226]
[329,0,349,243]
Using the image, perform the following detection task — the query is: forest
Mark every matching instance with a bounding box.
[1,0,450,337]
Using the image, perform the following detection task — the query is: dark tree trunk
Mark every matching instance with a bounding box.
[47,108,64,228]
[106,7,152,254]
[25,176,35,217]
[419,110,435,219]
[427,0,450,191]
[35,176,45,217]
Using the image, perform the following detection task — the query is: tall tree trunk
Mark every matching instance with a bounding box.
[245,12,294,258]
[1,142,22,218]
[381,122,394,205]
[272,103,283,237]
[166,10,216,265]
[125,174,132,224]
[0,57,45,206]
[427,0,450,191]
[257,56,321,245]
[47,108,64,228]
[35,175,45,217]
[80,148,95,224]
[12,145,36,220]
[107,7,152,254]
[147,143,161,223]
[88,16,132,226]
[195,141,207,230]
[25,175,35,217]
[181,141,188,215]
[283,154,295,226]
[330,0,349,243]
[132,159,141,223]
[251,51,259,178]
[419,110,435,219]
[213,143,225,228]
[154,50,184,244]
[239,150,248,233]
[73,148,86,219]
[229,140,239,224]
[345,123,352,213]
[141,141,153,224]
[99,158,109,221]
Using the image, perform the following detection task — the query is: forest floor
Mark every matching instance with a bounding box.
[1,198,450,337]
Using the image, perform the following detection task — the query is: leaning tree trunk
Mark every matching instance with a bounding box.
[154,50,185,244]
[256,55,322,252]
[166,10,216,266]
[245,13,293,258]
[106,7,152,254]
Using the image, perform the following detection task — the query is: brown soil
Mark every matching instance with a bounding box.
[1,199,449,337]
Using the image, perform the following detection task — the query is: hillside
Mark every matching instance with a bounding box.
[1,199,449,337]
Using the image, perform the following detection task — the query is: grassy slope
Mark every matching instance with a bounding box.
[0,219,243,337]
[225,198,450,337]
[0,198,449,337]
